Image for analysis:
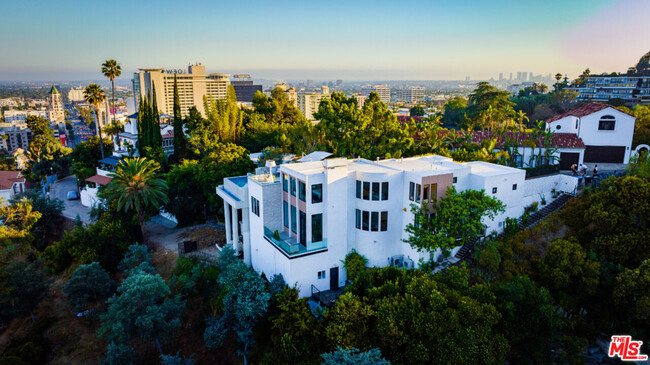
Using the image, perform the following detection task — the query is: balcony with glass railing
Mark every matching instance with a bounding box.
[263,226,327,257]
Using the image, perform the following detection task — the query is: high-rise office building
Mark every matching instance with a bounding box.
[231,75,262,103]
[132,63,230,118]
[336,79,343,87]
[499,73,503,81]
[68,87,86,102]
[362,85,391,104]
[509,73,513,81]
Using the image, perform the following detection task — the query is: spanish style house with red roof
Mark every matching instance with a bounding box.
[0,171,25,203]
[545,103,636,166]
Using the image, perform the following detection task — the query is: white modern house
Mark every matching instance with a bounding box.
[545,103,636,165]
[217,154,577,297]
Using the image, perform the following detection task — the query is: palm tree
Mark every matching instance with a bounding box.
[101,59,122,135]
[84,83,106,159]
[103,158,168,245]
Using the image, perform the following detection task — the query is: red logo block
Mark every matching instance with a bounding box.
[608,336,648,361]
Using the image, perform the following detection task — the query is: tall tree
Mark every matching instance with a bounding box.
[101,59,122,137]
[63,261,114,314]
[98,268,185,354]
[466,82,515,128]
[172,75,186,160]
[403,186,504,259]
[103,158,168,245]
[84,83,107,159]
[315,92,414,159]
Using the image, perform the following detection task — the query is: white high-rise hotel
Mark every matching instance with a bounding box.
[217,154,577,297]
[132,63,229,118]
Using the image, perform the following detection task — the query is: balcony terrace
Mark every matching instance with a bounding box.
[263,226,327,258]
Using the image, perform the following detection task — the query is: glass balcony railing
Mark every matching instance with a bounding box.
[264,227,327,256]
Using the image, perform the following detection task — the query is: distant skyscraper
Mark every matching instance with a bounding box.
[307,80,314,88]
[499,73,503,81]
[48,85,64,123]
[509,73,513,81]
[529,72,533,82]
[336,79,343,86]
[465,76,470,82]
[298,87,330,121]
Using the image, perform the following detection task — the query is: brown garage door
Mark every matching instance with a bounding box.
[584,146,626,163]
[559,152,580,170]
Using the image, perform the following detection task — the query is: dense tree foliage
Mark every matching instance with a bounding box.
[98,268,185,352]
[404,187,504,258]
[24,115,71,180]
[315,92,414,159]
[63,261,114,314]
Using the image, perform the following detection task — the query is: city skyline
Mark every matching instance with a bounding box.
[0,0,648,81]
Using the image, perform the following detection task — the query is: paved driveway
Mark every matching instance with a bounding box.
[49,176,91,223]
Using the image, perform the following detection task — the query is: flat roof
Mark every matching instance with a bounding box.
[463,161,523,176]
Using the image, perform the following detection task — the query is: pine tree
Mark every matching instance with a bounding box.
[172,75,186,160]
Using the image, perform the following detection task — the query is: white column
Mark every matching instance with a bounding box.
[242,209,251,265]
[233,208,240,253]
[224,202,232,245]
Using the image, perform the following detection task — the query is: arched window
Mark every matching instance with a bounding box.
[598,115,615,131]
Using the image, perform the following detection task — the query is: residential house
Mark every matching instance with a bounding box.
[217,154,577,297]
[0,171,25,202]
[545,103,636,165]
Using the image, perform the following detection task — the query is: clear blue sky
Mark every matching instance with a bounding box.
[0,0,648,81]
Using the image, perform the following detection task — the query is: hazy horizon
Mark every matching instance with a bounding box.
[1,0,648,82]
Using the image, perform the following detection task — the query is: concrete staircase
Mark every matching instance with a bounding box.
[454,193,573,261]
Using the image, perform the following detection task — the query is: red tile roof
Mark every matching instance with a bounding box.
[442,131,586,149]
[396,115,425,124]
[162,130,174,139]
[85,174,112,186]
[546,102,634,123]
[0,171,24,190]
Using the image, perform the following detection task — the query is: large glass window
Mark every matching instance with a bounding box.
[299,211,306,244]
[355,209,361,229]
[282,174,288,192]
[251,197,259,216]
[371,212,379,232]
[312,184,322,203]
[298,181,306,201]
[380,211,388,231]
[356,180,361,199]
[409,182,415,201]
[283,201,289,228]
[290,177,296,196]
[423,184,429,201]
[291,205,297,233]
[381,182,389,200]
[363,181,370,200]
[431,183,437,201]
[415,184,421,202]
[371,182,380,201]
[312,214,322,242]
[362,211,369,231]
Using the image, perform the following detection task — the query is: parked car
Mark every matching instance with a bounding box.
[66,191,79,200]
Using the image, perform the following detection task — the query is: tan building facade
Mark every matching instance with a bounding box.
[48,85,65,123]
[132,64,230,118]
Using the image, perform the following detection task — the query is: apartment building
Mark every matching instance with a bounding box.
[217,154,577,297]
[68,87,86,102]
[297,86,330,121]
[132,63,230,118]
[0,124,32,151]
[571,75,650,104]
[362,85,391,104]
[3,110,50,123]
[393,86,425,104]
